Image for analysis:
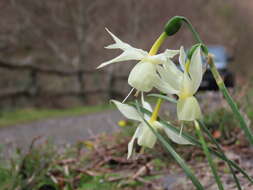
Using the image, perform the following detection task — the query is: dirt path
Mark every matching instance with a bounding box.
[0,110,124,151]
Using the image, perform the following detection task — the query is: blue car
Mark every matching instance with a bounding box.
[199,46,235,90]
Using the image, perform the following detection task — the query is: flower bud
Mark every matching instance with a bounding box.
[164,16,184,36]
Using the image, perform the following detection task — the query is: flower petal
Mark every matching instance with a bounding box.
[105,28,130,50]
[180,71,194,97]
[153,121,192,144]
[97,50,145,69]
[153,75,179,94]
[156,60,183,92]
[105,28,147,55]
[111,100,141,121]
[179,46,186,71]
[128,126,142,159]
[97,28,148,69]
[189,47,203,94]
[141,93,152,112]
[141,93,152,120]
[164,49,180,58]
[128,62,157,92]
[148,49,179,65]
[137,123,157,148]
[177,96,202,121]
[163,124,192,145]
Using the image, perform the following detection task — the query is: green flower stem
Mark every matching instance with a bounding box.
[148,32,168,121]
[150,98,163,122]
[181,17,203,44]
[198,120,242,190]
[207,54,253,145]
[148,32,167,56]
[194,121,224,190]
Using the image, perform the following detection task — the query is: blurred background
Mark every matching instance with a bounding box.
[0,0,252,110]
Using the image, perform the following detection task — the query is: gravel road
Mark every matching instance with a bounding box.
[0,92,224,153]
[0,110,124,152]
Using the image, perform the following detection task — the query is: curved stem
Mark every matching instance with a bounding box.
[148,32,167,56]
[182,17,203,44]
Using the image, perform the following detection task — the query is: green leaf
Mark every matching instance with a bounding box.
[147,94,177,104]
[135,100,204,190]
[198,120,242,190]
[208,55,253,145]
[133,103,253,184]
[194,120,224,190]
[161,118,253,184]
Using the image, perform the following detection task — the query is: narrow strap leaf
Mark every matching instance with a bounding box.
[133,104,253,184]
[198,120,242,190]
[195,120,224,190]
[147,93,177,104]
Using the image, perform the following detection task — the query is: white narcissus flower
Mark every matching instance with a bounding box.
[97,28,179,92]
[111,96,191,159]
[154,46,203,121]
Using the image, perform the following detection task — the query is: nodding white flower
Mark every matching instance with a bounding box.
[111,95,191,159]
[154,46,203,121]
[97,28,179,92]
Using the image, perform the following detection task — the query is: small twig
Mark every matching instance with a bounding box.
[132,161,152,179]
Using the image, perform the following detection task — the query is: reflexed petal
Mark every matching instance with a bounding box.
[148,49,179,65]
[141,93,152,120]
[111,100,141,121]
[141,93,152,112]
[97,50,145,69]
[163,124,192,144]
[153,75,179,94]
[154,121,192,144]
[189,47,203,94]
[177,96,202,121]
[128,126,142,159]
[163,60,183,79]
[105,28,130,50]
[97,28,148,69]
[164,49,180,58]
[137,123,157,148]
[156,61,183,91]
[148,54,167,65]
[179,46,186,71]
[128,62,157,92]
[105,28,147,55]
